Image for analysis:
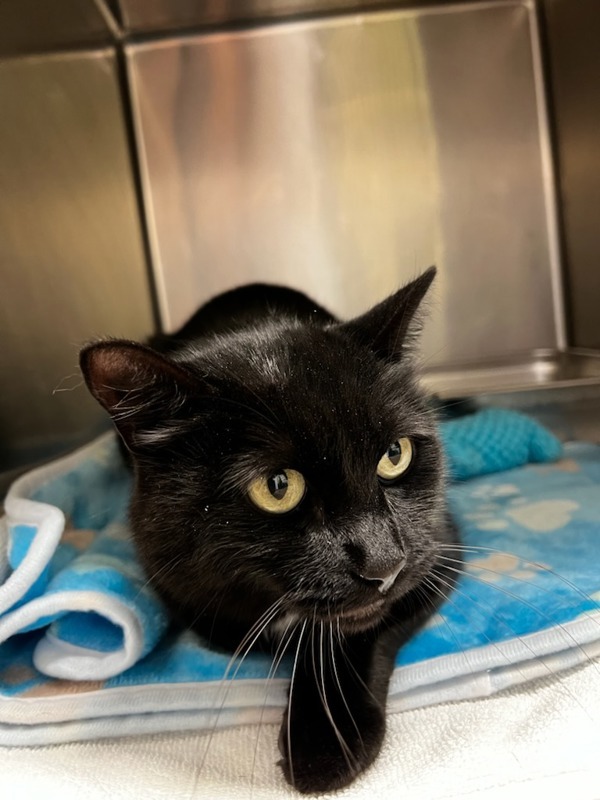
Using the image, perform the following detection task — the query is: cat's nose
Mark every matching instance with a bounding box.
[359,556,407,594]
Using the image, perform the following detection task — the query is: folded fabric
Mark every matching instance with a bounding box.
[2,409,599,747]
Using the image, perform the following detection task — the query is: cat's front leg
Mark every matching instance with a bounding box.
[278,627,391,794]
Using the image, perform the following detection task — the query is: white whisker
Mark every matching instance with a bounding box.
[312,621,355,770]
[191,594,290,795]
[431,567,594,720]
[250,618,298,800]
[287,619,308,789]
[435,559,600,682]
[328,620,362,744]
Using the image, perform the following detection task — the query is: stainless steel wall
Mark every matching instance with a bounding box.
[0,0,115,57]
[127,1,563,367]
[115,0,482,33]
[0,49,153,472]
[2,0,599,476]
[542,0,600,350]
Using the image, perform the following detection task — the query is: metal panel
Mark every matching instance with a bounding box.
[422,349,600,398]
[0,50,153,471]
[542,0,600,349]
[0,0,117,57]
[117,0,480,34]
[128,2,560,368]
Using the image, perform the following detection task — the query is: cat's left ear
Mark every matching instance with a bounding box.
[337,266,436,360]
[80,340,199,451]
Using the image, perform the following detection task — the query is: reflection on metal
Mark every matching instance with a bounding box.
[0,0,117,57]
[128,1,561,371]
[2,0,593,477]
[0,50,153,471]
[423,349,600,399]
[117,0,467,34]
[542,0,600,349]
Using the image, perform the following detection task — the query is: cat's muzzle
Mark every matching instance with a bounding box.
[358,554,407,594]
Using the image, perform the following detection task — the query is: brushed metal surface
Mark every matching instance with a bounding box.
[117,0,478,33]
[0,0,117,57]
[542,0,600,349]
[0,50,153,471]
[422,349,600,398]
[128,2,561,368]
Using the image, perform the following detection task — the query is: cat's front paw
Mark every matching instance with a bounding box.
[278,703,385,794]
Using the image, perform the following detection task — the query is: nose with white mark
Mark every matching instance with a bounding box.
[359,555,407,594]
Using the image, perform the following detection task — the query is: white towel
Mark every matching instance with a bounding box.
[0,656,598,799]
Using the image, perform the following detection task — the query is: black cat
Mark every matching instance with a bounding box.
[80,267,458,794]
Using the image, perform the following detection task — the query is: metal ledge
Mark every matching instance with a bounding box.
[422,349,600,399]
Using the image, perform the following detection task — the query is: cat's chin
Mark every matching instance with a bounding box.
[272,597,387,637]
[337,597,385,620]
[319,597,388,633]
[336,600,387,633]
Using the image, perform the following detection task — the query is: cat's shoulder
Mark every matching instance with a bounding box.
[151,283,336,351]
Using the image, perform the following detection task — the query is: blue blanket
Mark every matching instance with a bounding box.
[1,409,599,746]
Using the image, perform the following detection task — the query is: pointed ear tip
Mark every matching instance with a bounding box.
[79,340,141,378]
[408,266,437,298]
[80,340,115,367]
[79,341,102,373]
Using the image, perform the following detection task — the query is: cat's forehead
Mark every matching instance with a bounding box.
[205,325,433,443]
[210,324,377,399]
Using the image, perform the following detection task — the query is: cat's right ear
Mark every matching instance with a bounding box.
[337,267,436,361]
[80,340,197,451]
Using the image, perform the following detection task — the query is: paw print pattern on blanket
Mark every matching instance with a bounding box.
[463,482,580,533]
[397,446,600,667]
[468,553,548,583]
[1,432,600,747]
[507,500,579,532]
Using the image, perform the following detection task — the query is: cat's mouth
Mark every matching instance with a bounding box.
[289,596,387,631]
[337,598,385,621]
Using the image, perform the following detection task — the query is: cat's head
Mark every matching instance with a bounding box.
[80,268,447,637]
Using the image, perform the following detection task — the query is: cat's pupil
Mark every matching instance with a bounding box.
[267,472,289,500]
[387,441,402,466]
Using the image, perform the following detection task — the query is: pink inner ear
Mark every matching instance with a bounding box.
[81,342,170,415]
[81,340,199,420]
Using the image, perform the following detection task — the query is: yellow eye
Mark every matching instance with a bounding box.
[248,469,306,514]
[377,438,414,482]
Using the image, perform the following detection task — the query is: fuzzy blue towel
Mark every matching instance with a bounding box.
[2,409,598,746]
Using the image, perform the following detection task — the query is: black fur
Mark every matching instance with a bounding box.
[80,268,458,794]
